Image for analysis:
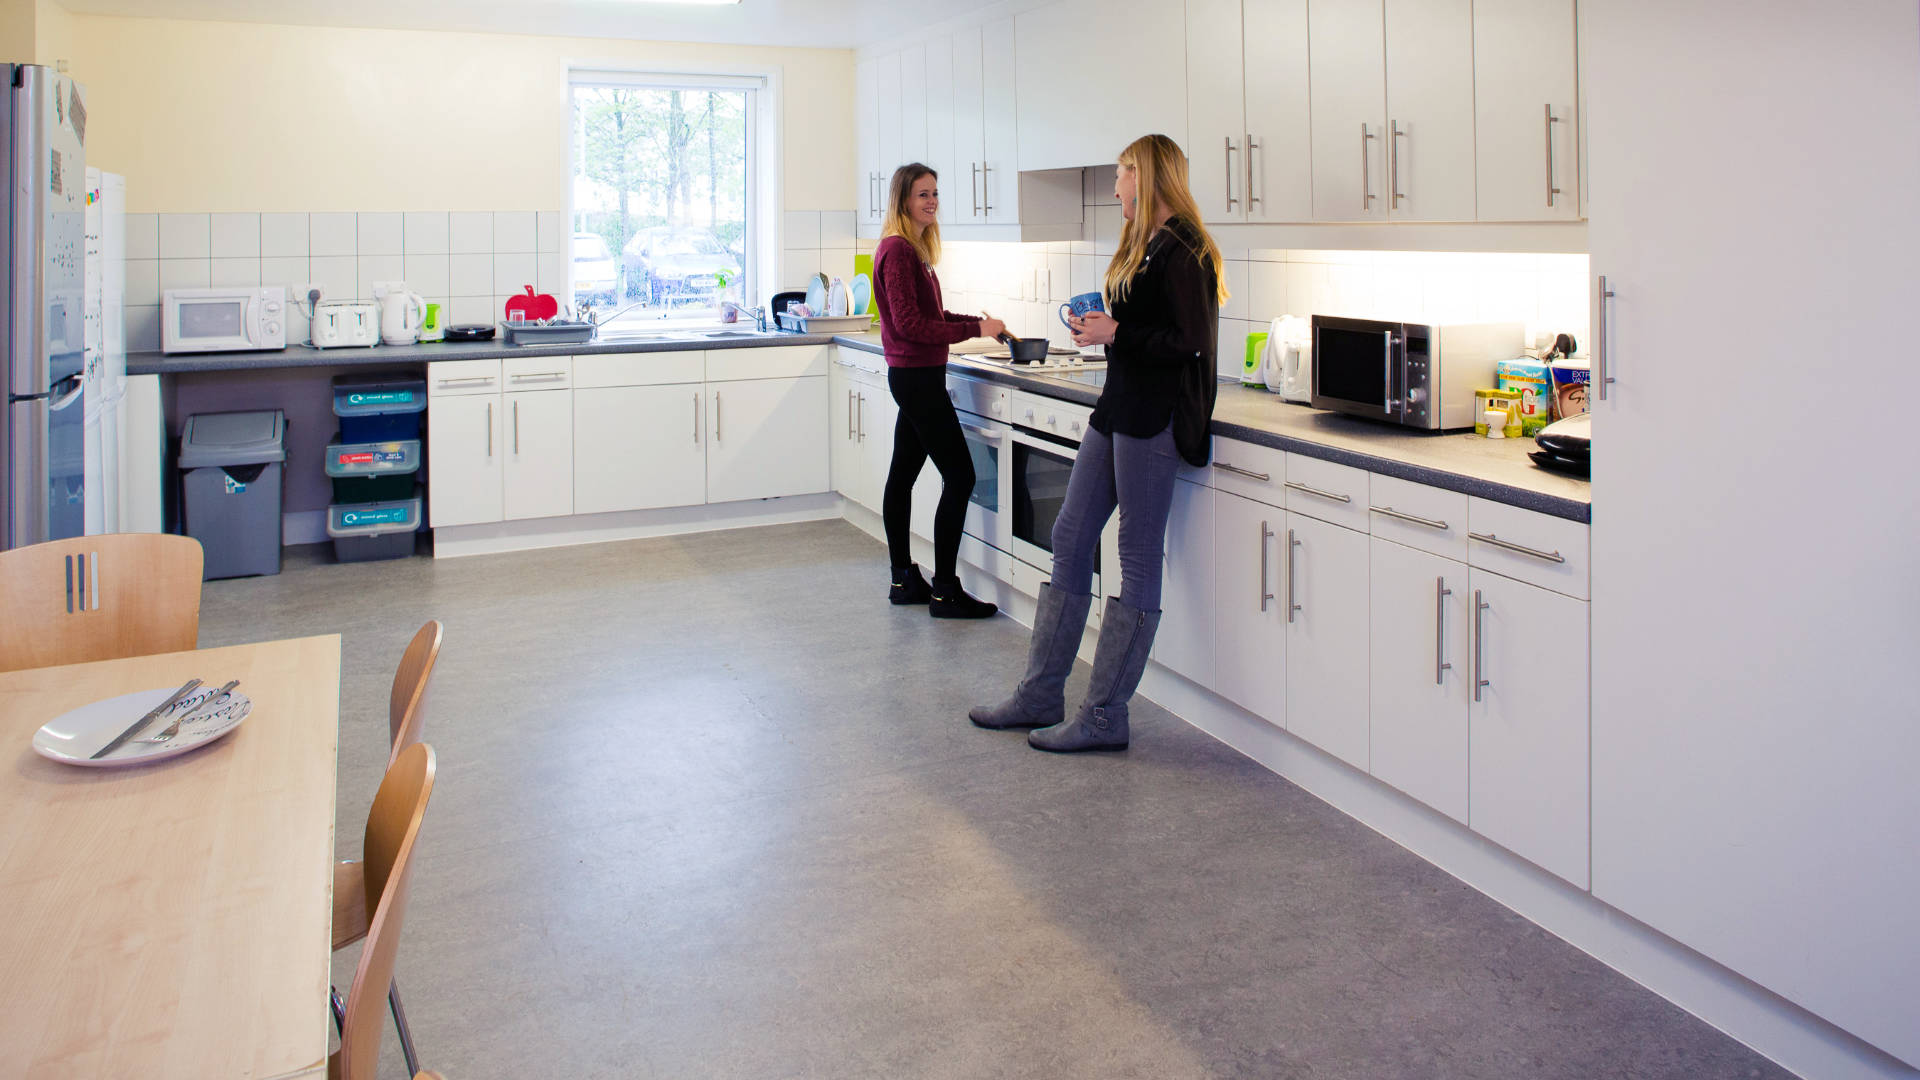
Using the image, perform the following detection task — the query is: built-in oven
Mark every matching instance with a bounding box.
[1007,391,1096,581]
[945,375,1011,555]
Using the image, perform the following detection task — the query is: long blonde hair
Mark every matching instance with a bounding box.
[880,163,941,266]
[1103,135,1229,305]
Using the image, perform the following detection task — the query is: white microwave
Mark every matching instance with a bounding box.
[161,286,288,354]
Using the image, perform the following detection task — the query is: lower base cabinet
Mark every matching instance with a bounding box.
[1284,513,1371,770]
[426,393,503,528]
[1468,568,1590,888]
[503,389,573,521]
[574,383,707,514]
[1212,491,1287,724]
[1369,537,1471,823]
[707,376,831,505]
[1154,477,1216,685]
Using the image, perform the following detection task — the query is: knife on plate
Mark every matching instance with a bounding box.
[90,678,201,760]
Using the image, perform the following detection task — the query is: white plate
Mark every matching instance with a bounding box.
[33,684,253,768]
[804,273,829,315]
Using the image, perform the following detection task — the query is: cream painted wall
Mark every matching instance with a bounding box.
[42,13,853,214]
[33,0,72,65]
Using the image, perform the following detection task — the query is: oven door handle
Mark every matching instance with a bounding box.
[959,423,1006,445]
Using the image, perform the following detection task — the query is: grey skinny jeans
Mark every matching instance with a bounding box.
[1047,424,1183,611]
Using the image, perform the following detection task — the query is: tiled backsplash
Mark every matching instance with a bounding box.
[125,210,567,351]
[781,210,859,289]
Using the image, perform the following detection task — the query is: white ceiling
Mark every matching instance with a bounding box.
[59,0,1007,50]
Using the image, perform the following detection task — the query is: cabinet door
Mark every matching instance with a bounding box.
[1383,0,1476,221]
[502,389,572,521]
[707,377,831,504]
[898,44,927,167]
[876,51,904,188]
[425,394,501,527]
[573,383,705,514]
[1468,570,1587,888]
[1242,0,1313,223]
[856,383,897,513]
[951,26,987,222]
[979,17,1020,224]
[1308,0,1388,222]
[1212,491,1286,726]
[1473,0,1578,221]
[830,366,861,500]
[1154,477,1216,686]
[1186,0,1247,223]
[924,38,959,226]
[856,58,879,224]
[1285,514,1371,769]
[1369,538,1469,823]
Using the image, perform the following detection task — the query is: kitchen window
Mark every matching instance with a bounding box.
[568,70,766,327]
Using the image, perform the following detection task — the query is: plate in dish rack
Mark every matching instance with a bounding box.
[33,684,254,767]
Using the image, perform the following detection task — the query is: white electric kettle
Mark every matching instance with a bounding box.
[372,282,426,346]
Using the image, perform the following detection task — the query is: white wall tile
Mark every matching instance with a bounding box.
[158,258,210,292]
[403,212,449,255]
[1325,264,1373,317]
[1249,248,1288,263]
[779,249,819,289]
[492,252,537,295]
[126,306,159,352]
[820,210,856,250]
[537,253,566,297]
[125,214,159,260]
[449,253,492,297]
[358,254,405,297]
[158,214,210,259]
[1220,259,1251,321]
[819,248,855,282]
[356,213,402,257]
[1069,254,1102,299]
[1219,317,1259,380]
[310,213,356,257]
[210,258,261,287]
[285,311,311,347]
[210,214,259,259]
[494,212,536,254]
[1045,252,1071,304]
[307,255,356,302]
[784,210,821,250]
[259,214,308,258]
[1248,260,1286,323]
[1285,262,1329,318]
[1092,205,1123,256]
[536,211,564,253]
[448,297,495,327]
[403,254,449,299]
[449,212,492,254]
[124,259,159,307]
[1082,165,1118,206]
[1373,263,1424,322]
[261,256,310,295]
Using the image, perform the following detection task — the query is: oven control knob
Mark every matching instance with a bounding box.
[1071,420,1082,434]
[1025,409,1035,421]
[991,401,1003,415]
[1046,415,1057,427]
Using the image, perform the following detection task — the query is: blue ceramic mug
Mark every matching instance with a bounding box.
[1058,291,1105,329]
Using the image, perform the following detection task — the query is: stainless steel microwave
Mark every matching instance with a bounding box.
[1311,316,1524,430]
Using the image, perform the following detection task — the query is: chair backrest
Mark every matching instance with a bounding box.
[338,741,436,1080]
[388,620,443,765]
[0,533,204,673]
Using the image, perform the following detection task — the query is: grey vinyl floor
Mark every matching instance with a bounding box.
[197,521,1794,1080]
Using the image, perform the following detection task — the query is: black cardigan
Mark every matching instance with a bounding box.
[1091,216,1219,467]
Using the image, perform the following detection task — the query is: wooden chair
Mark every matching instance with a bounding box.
[0,533,203,673]
[333,620,443,1076]
[330,742,436,1080]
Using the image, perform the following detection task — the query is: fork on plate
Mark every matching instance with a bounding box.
[135,680,240,745]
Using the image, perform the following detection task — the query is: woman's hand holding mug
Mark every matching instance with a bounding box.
[1069,310,1118,347]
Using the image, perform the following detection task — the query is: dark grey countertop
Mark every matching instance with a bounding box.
[125,330,839,376]
[833,332,1590,523]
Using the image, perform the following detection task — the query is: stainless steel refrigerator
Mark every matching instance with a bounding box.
[1,64,87,551]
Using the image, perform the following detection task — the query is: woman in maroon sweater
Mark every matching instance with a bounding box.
[872,163,1005,618]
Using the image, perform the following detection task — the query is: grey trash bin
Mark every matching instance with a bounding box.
[179,410,287,579]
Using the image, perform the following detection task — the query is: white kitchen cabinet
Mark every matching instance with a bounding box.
[1284,514,1371,770]
[1467,568,1588,888]
[425,393,502,527]
[898,44,927,168]
[502,389,572,521]
[978,17,1020,225]
[1211,490,1286,727]
[1154,476,1216,686]
[950,27,987,223]
[1472,0,1579,222]
[1017,0,1188,174]
[1187,0,1312,225]
[924,38,959,226]
[706,377,830,505]
[1308,0,1388,222]
[1382,0,1476,221]
[876,51,904,202]
[856,58,880,225]
[573,383,706,515]
[830,363,861,501]
[1369,538,1469,823]
[1185,0,1246,224]
[855,382,896,513]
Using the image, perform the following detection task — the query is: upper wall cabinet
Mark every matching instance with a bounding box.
[1015,0,1188,174]
[1188,0,1313,224]
[856,58,880,225]
[1473,0,1580,221]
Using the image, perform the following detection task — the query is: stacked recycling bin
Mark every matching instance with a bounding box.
[326,373,426,562]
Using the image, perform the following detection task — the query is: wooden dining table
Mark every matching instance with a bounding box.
[0,634,341,1080]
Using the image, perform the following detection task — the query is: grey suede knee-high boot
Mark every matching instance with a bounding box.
[1029,596,1160,753]
[968,584,1094,730]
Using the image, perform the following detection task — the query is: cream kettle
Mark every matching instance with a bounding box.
[372,283,426,345]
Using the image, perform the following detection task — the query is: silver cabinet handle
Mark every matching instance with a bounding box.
[1224,136,1238,210]
[1389,119,1406,209]
[1473,589,1489,702]
[1370,505,1449,531]
[510,372,566,382]
[1212,461,1270,482]
[1258,520,1274,612]
[715,390,722,442]
[1285,480,1352,504]
[856,391,864,441]
[1596,275,1615,400]
[1544,104,1563,207]
[1286,528,1301,623]
[512,399,520,454]
[694,391,701,444]
[485,401,493,457]
[847,389,855,438]
[1435,576,1453,685]
[438,376,493,388]
[1468,531,1566,564]
[982,162,994,215]
[1246,134,1260,210]
[1360,123,1377,210]
[971,162,982,217]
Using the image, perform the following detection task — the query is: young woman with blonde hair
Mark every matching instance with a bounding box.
[872,163,1006,617]
[971,134,1228,751]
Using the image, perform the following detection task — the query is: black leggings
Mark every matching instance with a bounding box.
[884,364,975,580]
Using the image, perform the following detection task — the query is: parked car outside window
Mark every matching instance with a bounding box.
[572,232,619,306]
[622,226,742,308]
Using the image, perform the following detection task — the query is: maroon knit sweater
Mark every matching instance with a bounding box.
[873,235,982,367]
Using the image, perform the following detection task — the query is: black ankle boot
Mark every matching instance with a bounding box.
[889,564,933,605]
[930,575,997,619]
